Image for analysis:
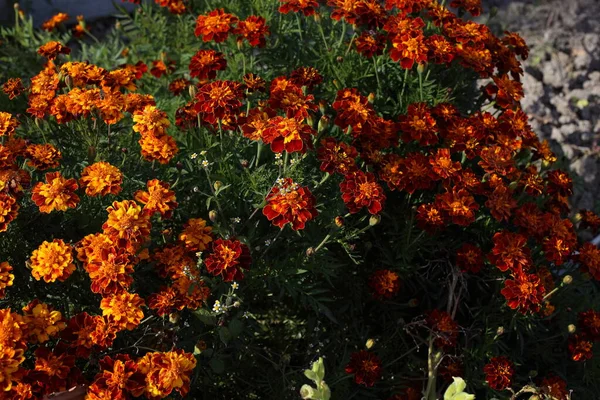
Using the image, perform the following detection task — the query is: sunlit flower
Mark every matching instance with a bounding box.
[205,238,252,282]
[194,9,238,43]
[134,179,178,219]
[80,161,123,197]
[37,41,71,60]
[137,350,197,398]
[234,15,270,47]
[263,178,318,230]
[26,143,62,170]
[31,172,79,213]
[0,193,19,233]
[189,49,227,80]
[102,200,152,249]
[41,12,69,31]
[178,218,213,252]
[100,291,145,331]
[0,262,14,298]
[22,300,66,344]
[30,239,75,283]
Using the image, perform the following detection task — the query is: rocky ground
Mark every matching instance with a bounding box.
[484,0,600,211]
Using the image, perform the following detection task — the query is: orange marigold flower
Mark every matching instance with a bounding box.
[240,106,275,141]
[483,356,514,390]
[155,0,187,14]
[0,262,14,298]
[172,275,211,310]
[124,93,156,114]
[488,231,532,272]
[29,239,75,283]
[500,270,545,313]
[76,232,115,264]
[388,19,428,69]
[579,309,600,341]
[205,238,252,282]
[234,15,270,47]
[137,350,197,398]
[150,60,175,78]
[194,9,238,43]
[430,148,461,179]
[539,375,568,399]
[340,171,386,215]
[22,300,66,344]
[89,315,119,349]
[168,78,190,96]
[148,286,179,316]
[435,188,479,226]
[369,269,401,299]
[31,172,79,213]
[178,218,213,252]
[329,0,387,29]
[0,112,19,137]
[427,309,459,348]
[100,291,145,331]
[134,179,178,219]
[577,242,600,281]
[86,244,135,295]
[153,244,195,279]
[450,0,482,16]
[195,80,243,125]
[0,193,19,232]
[262,116,315,153]
[2,78,24,100]
[243,73,266,92]
[569,334,593,362]
[189,49,227,80]
[268,77,317,121]
[398,102,438,146]
[355,32,386,58]
[426,34,455,64]
[26,143,61,170]
[317,137,358,175]
[279,0,320,16]
[87,355,145,399]
[416,203,446,232]
[455,243,484,273]
[139,132,179,164]
[102,200,152,248]
[332,88,375,134]
[37,41,71,60]
[5,381,33,398]
[263,178,318,230]
[344,350,382,387]
[41,12,69,31]
[80,161,123,197]
[132,105,170,136]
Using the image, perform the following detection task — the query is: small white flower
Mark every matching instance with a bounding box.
[202,160,210,168]
[190,153,198,159]
[232,282,239,290]
[265,239,272,246]
[290,158,297,165]
[232,217,241,224]
[276,178,285,186]
[212,300,222,313]
[274,153,282,160]
[195,251,203,258]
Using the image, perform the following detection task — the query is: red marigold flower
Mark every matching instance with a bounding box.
[100,291,145,331]
[488,231,532,272]
[32,345,76,388]
[546,170,573,197]
[263,178,318,230]
[450,0,482,16]
[502,31,529,60]
[289,67,323,89]
[345,350,382,387]
[478,145,516,177]
[568,334,593,362]
[578,242,600,280]
[384,0,426,14]
[427,309,459,348]
[539,375,569,399]
[168,78,190,96]
[31,172,80,214]
[355,32,386,58]
[317,138,358,175]
[205,238,252,282]
[137,350,197,398]
[261,116,315,153]
[484,74,524,109]
[147,286,179,316]
[388,18,428,69]
[279,0,320,16]
[426,34,455,64]
[579,209,600,233]
[455,243,484,273]
[438,357,464,382]
[37,41,71,60]
[150,59,175,78]
[500,270,545,313]
[134,179,178,219]
[329,0,387,29]
[430,148,461,179]
[416,203,446,232]
[268,77,317,121]
[340,171,386,215]
[485,184,517,222]
[435,188,479,226]
[398,102,438,146]
[189,49,227,80]
[2,78,24,100]
[194,9,238,43]
[369,269,401,299]
[0,193,19,233]
[579,310,600,341]
[155,0,187,14]
[243,73,266,92]
[85,244,135,295]
[332,88,376,134]
[240,107,275,141]
[483,356,514,390]
[195,80,243,125]
[234,15,270,47]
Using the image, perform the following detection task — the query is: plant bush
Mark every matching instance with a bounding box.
[0,0,598,399]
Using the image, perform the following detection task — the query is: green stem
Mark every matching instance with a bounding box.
[399,68,409,105]
[295,13,303,42]
[373,57,381,93]
[314,233,332,253]
[254,141,262,168]
[317,21,329,52]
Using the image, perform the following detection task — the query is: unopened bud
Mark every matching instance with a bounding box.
[318,116,329,133]
[213,180,223,191]
[365,338,375,349]
[313,13,321,23]
[318,100,327,115]
[369,214,381,226]
[529,370,538,378]
[300,385,315,399]
[334,216,344,227]
[176,161,183,170]
[417,62,426,75]
[508,181,519,191]
[568,324,576,334]
[306,115,314,127]
[496,326,504,336]
[233,301,241,308]
[64,75,72,88]
[367,92,375,103]
[240,159,249,168]
[306,247,315,257]
[408,298,419,307]
[169,313,180,324]
[562,275,573,285]
[574,213,583,223]
[115,21,121,30]
[209,210,218,222]
[188,84,197,98]
[336,56,343,63]
[121,147,128,153]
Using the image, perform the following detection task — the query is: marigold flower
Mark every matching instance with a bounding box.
[194,9,238,43]
[243,73,266,92]
[240,106,275,141]
[478,145,516,177]
[568,334,593,362]
[436,188,479,226]
[195,80,243,125]
[87,355,145,399]
[31,172,79,213]
[0,193,19,233]
[501,270,545,313]
[485,184,517,222]
[132,105,170,136]
[234,15,270,47]
[37,41,71,60]
[455,244,484,273]
[340,171,385,215]
[450,0,482,16]
[488,231,532,272]
[578,310,600,341]
[0,112,19,137]
[134,179,178,219]
[329,0,387,29]
[150,60,175,78]
[388,20,428,69]
[485,74,523,109]
[0,347,25,392]
[577,243,600,280]
[137,350,197,398]
[80,161,123,197]
[279,0,320,16]
[263,178,318,230]
[26,143,62,170]
[205,238,252,282]
[0,262,14,298]
[168,78,190,95]
[189,49,227,80]
[30,239,75,284]
[268,77,317,121]
[42,12,69,31]
[317,138,358,175]
[355,32,386,58]
[178,218,213,252]
[546,170,573,197]
[138,132,179,164]
[2,77,25,100]
[369,269,401,299]
[289,67,323,89]
[100,291,145,331]
[125,93,156,114]
[579,209,600,233]
[538,375,569,399]
[426,34,455,64]
[86,245,135,295]
[483,356,514,390]
[416,203,446,232]
[402,152,436,193]
[427,309,459,348]
[332,88,375,134]
[399,102,438,145]
[430,148,461,179]
[262,116,315,153]
[153,244,195,279]
[22,300,66,344]
[148,286,179,316]
[345,350,382,387]
[155,0,187,14]
[102,200,152,249]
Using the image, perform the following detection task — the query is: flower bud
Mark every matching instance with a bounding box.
[318,115,329,133]
[574,212,583,223]
[369,214,381,226]
[318,100,327,115]
[408,298,419,307]
[508,181,519,191]
[240,159,249,168]
[169,313,180,324]
[176,161,183,171]
[365,338,375,349]
[121,147,128,153]
[233,301,241,308]
[306,115,314,127]
[188,84,197,98]
[496,326,505,336]
[562,275,573,285]
[306,247,315,257]
[568,324,576,334]
[417,62,426,75]
[336,56,343,63]
[367,92,376,103]
[334,216,344,227]
[300,384,315,399]
[209,210,218,222]
[213,180,223,191]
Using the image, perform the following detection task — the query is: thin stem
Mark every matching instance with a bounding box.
[317,21,329,52]
[400,68,409,105]
[314,233,332,253]
[295,13,303,42]
[373,57,381,93]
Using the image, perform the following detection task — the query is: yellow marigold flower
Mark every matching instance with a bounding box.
[137,350,197,398]
[0,112,19,137]
[30,239,75,283]
[67,87,100,117]
[102,200,152,249]
[76,232,114,263]
[80,161,123,197]
[132,105,170,136]
[31,171,80,213]
[0,346,25,392]
[25,143,62,170]
[134,179,178,218]
[96,90,125,125]
[178,218,213,252]
[22,300,66,344]
[138,132,179,164]
[0,309,26,349]
[100,291,145,331]
[0,262,14,298]
[0,193,19,233]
